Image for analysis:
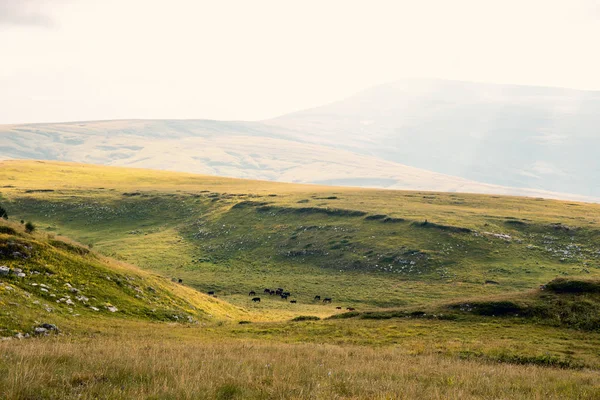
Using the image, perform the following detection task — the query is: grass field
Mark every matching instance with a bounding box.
[2,160,600,398]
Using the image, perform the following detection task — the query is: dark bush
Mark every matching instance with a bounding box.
[291,315,320,322]
[546,278,600,294]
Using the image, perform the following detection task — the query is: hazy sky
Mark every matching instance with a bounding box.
[1,0,600,124]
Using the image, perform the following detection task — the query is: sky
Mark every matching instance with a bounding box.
[1,0,600,124]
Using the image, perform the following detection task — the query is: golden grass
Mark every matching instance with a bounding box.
[1,336,599,400]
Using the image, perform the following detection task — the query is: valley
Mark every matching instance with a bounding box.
[1,160,600,399]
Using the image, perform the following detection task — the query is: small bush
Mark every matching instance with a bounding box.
[0,206,7,220]
[291,315,320,322]
[24,222,36,234]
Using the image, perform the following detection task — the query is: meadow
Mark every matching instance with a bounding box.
[1,160,600,399]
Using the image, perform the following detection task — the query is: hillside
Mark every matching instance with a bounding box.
[2,160,599,312]
[3,160,600,398]
[268,79,600,197]
[1,79,599,201]
[0,217,246,337]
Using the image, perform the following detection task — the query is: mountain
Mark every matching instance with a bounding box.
[1,79,598,201]
[267,79,600,198]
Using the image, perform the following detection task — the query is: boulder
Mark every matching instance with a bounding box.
[0,266,9,276]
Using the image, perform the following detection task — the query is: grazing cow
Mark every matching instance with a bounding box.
[178,278,183,283]
[280,294,288,300]
[323,298,332,303]
[283,292,291,297]
[336,306,342,310]
[264,288,271,294]
[208,291,215,295]
[252,297,261,302]
[314,295,321,301]
[249,291,256,296]
[290,300,297,304]
[270,290,276,295]
[346,307,355,311]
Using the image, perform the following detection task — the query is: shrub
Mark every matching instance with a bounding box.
[291,315,320,322]
[25,221,36,234]
[0,206,7,220]
[546,278,600,294]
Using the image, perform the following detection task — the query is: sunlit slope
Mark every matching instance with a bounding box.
[0,218,247,336]
[1,118,596,202]
[2,160,600,310]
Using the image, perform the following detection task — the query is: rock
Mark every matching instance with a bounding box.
[40,284,49,289]
[90,306,99,311]
[40,323,59,332]
[14,332,25,340]
[69,287,79,293]
[13,268,22,274]
[17,273,26,278]
[76,295,89,302]
[106,306,118,313]
[34,327,48,335]
[40,288,49,292]
[65,299,74,306]
[0,266,9,276]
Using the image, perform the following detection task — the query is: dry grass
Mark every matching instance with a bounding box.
[1,336,599,400]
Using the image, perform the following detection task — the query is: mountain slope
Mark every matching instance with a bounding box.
[267,79,600,197]
[1,79,598,201]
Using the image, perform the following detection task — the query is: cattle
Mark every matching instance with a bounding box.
[270,290,276,295]
[252,297,261,302]
[178,278,183,283]
[346,307,355,311]
[264,288,271,294]
[208,291,215,295]
[283,292,291,297]
[249,291,256,296]
[336,306,342,310]
[290,300,297,304]
[280,294,288,300]
[314,295,321,301]
[323,298,332,303]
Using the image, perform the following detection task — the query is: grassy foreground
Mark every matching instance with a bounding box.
[3,336,600,400]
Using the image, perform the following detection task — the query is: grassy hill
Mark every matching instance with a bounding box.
[2,160,599,312]
[2,160,600,398]
[0,218,246,337]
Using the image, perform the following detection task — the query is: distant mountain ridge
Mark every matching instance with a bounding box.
[1,79,598,202]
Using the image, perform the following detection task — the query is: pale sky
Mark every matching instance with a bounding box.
[1,0,600,124]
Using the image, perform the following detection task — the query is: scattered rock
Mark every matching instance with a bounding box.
[0,266,9,276]
[106,306,118,313]
[17,273,26,278]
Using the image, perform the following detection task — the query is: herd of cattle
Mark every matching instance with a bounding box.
[175,279,357,311]
[208,286,356,311]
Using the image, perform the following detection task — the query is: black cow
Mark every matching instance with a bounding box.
[249,291,256,296]
[290,300,297,304]
[314,295,321,301]
[336,306,342,310]
[270,290,276,295]
[283,292,291,297]
[264,288,271,294]
[323,298,332,303]
[178,278,183,283]
[347,307,355,311]
[252,297,261,302]
[280,294,288,300]
[208,291,215,295]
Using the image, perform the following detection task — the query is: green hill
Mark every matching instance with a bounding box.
[0,218,246,337]
[2,160,599,313]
